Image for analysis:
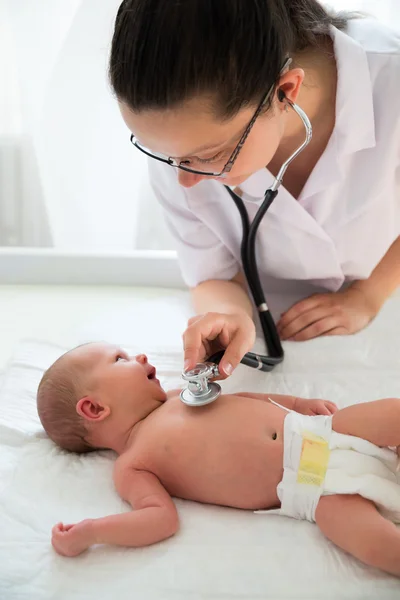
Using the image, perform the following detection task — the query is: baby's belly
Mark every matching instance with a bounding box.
[153,397,286,510]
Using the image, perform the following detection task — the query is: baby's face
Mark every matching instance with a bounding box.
[73,343,167,422]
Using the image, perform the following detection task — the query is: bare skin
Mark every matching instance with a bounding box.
[49,343,400,577]
[117,390,287,511]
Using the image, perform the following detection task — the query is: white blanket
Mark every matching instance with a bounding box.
[1,296,400,599]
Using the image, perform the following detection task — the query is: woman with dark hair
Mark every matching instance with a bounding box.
[109,0,400,377]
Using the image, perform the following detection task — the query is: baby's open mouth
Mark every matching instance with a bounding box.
[147,367,156,380]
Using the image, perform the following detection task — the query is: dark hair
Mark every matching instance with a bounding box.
[37,350,94,453]
[109,0,350,119]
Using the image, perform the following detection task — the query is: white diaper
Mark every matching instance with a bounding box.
[257,407,400,523]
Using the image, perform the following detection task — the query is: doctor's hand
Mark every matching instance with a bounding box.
[276,284,378,342]
[183,312,256,378]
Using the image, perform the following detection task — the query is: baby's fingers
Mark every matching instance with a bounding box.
[52,523,63,535]
[315,402,332,416]
[52,522,74,535]
[325,401,338,414]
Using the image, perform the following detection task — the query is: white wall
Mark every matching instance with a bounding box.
[0,0,51,246]
[324,1,400,28]
[36,0,146,251]
[2,0,160,251]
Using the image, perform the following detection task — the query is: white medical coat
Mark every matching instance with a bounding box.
[148,18,400,311]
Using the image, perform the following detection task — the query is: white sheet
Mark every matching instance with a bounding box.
[1,290,400,599]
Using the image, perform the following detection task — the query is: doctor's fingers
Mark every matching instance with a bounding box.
[219,325,256,377]
[286,316,347,342]
[183,313,233,369]
[183,313,254,376]
[187,315,203,327]
[278,305,334,340]
[278,294,326,329]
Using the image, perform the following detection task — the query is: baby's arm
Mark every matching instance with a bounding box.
[51,468,178,557]
[237,392,337,415]
[315,494,400,577]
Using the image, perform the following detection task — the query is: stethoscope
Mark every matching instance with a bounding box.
[180,97,312,407]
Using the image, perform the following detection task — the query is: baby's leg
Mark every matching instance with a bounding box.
[315,494,400,577]
[332,398,400,448]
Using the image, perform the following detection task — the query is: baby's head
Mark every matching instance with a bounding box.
[37,342,167,453]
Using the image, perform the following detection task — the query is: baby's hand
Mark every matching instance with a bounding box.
[51,520,93,557]
[296,398,338,416]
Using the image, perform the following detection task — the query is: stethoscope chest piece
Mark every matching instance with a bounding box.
[180,362,221,407]
[180,382,221,406]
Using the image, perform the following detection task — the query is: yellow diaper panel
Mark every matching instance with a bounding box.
[297,431,330,487]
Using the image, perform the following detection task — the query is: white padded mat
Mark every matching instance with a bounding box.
[1,295,400,599]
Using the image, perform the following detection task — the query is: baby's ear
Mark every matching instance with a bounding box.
[76,396,110,422]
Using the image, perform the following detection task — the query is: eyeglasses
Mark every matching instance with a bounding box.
[129,58,291,178]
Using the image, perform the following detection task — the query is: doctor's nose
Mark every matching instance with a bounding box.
[178,169,206,188]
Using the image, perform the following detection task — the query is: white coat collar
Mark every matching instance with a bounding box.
[240,23,376,202]
[333,24,376,155]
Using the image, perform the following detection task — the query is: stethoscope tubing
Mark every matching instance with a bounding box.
[224,185,283,371]
[209,99,312,373]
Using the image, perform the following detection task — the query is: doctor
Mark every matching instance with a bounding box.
[109,0,400,377]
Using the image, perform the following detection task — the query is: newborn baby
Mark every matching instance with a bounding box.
[37,342,400,576]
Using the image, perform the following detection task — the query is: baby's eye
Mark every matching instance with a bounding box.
[116,354,127,362]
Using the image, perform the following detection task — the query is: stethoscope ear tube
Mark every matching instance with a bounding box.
[220,100,312,373]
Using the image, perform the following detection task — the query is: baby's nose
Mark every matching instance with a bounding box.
[135,354,148,364]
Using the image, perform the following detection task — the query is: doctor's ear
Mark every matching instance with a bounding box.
[76,396,111,422]
[278,89,286,102]
[276,67,304,107]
